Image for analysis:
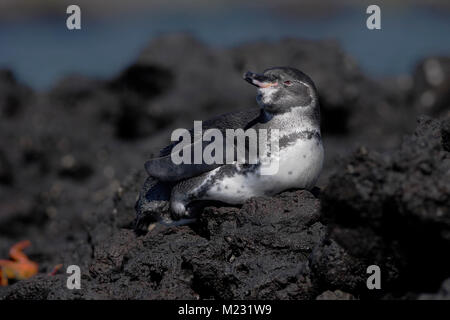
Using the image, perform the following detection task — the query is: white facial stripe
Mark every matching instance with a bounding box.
[298,80,316,103]
[298,80,309,87]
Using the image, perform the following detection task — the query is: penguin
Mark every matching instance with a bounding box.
[135,67,324,230]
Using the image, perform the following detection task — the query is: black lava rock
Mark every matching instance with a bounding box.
[322,115,450,295]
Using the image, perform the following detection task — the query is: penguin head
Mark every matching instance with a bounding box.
[243,67,318,114]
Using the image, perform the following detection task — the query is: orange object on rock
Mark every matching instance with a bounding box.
[0,240,39,286]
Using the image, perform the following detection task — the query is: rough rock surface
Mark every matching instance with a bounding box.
[316,290,356,300]
[322,115,450,296]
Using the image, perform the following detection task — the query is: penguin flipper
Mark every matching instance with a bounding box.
[145,137,221,181]
[146,108,262,181]
[158,108,262,157]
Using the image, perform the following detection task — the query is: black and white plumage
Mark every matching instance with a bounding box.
[136,67,324,228]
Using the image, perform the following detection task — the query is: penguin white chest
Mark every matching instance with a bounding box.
[204,137,324,204]
[270,137,324,190]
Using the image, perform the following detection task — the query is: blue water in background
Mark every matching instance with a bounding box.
[1,5,450,91]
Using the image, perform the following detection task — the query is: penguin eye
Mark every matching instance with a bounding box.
[283,80,292,86]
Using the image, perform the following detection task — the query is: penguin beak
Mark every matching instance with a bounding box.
[243,71,277,88]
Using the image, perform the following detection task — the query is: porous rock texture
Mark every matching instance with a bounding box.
[322,115,450,297]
